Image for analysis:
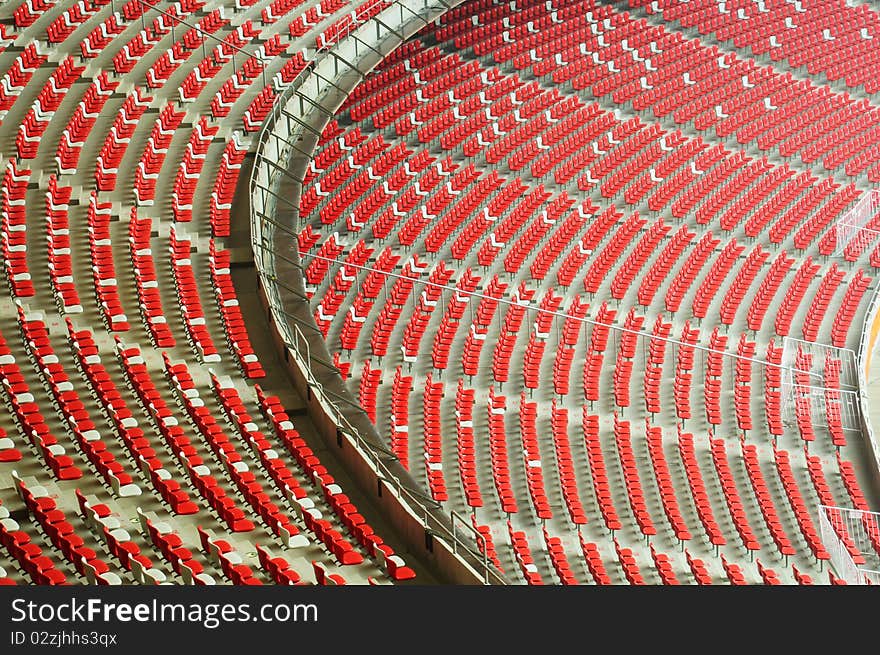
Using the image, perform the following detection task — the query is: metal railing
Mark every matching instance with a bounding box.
[818,504,880,584]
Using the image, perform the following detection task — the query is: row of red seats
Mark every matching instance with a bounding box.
[303,125,366,186]
[210,31,284,118]
[475,0,880,180]
[450,381,479,509]
[368,154,448,240]
[369,255,426,357]
[399,263,454,363]
[709,437,761,551]
[316,0,390,49]
[613,414,656,539]
[652,0,880,93]
[356,359,381,423]
[13,472,119,584]
[390,367,413,470]
[255,543,303,585]
[486,387,518,514]
[127,209,175,348]
[551,295,589,396]
[582,411,623,532]
[144,9,219,88]
[747,251,794,332]
[312,241,374,336]
[801,264,846,343]
[299,134,389,215]
[741,442,797,561]
[208,241,265,378]
[518,395,552,520]
[73,486,168,584]
[500,193,575,275]
[172,118,218,222]
[645,423,691,541]
[431,268,481,372]
[318,142,410,225]
[673,321,699,422]
[831,269,872,347]
[642,319,670,416]
[579,535,613,584]
[288,0,347,37]
[209,373,319,540]
[44,175,83,314]
[86,192,128,330]
[583,211,646,294]
[690,239,745,320]
[196,527,261,584]
[339,39,429,113]
[13,0,57,27]
[526,201,591,282]
[806,455,865,564]
[111,5,193,74]
[614,538,646,585]
[556,204,623,287]
[542,527,579,584]
[664,232,719,314]
[678,430,726,549]
[262,0,305,23]
[506,521,544,584]
[178,50,226,103]
[338,289,373,352]
[718,246,769,327]
[549,401,587,525]
[78,1,157,57]
[46,0,107,44]
[771,446,830,563]
[422,373,448,502]
[168,226,221,363]
[209,132,248,237]
[1,159,34,297]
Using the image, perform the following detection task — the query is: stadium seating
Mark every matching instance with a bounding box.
[0,0,879,590]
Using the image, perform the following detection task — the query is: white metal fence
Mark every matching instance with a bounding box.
[819,505,880,584]
[833,189,880,258]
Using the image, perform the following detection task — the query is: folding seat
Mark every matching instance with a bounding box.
[311,560,346,585]
[0,429,21,462]
[792,564,814,585]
